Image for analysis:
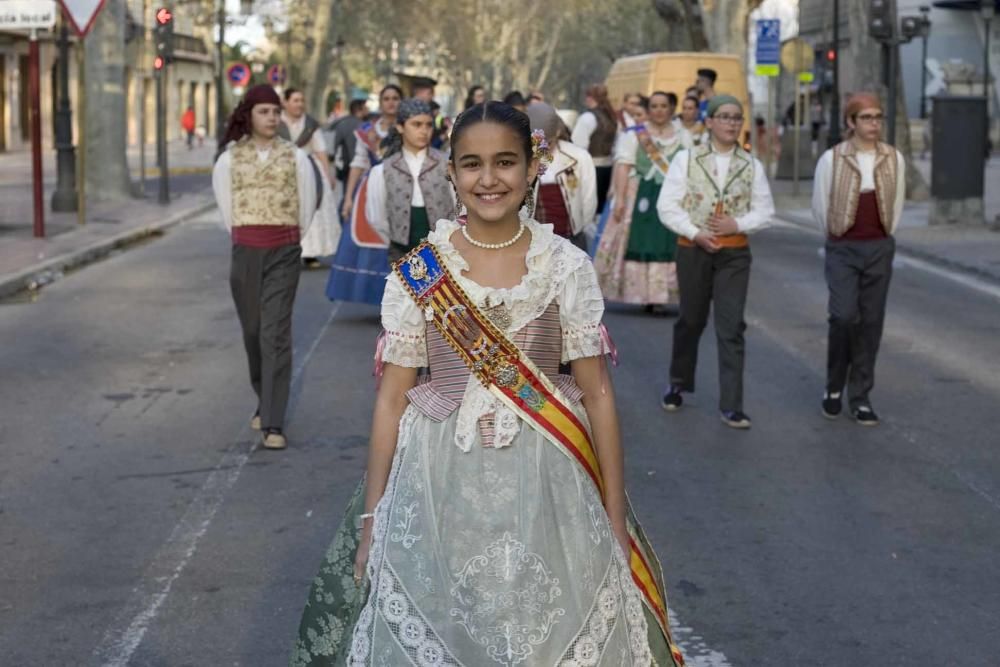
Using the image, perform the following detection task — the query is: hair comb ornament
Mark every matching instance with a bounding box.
[531,128,554,177]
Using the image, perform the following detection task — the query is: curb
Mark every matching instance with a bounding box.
[775,210,1000,286]
[0,198,216,301]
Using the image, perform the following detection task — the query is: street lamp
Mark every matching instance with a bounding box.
[918,6,933,120]
[216,0,226,144]
[829,0,842,146]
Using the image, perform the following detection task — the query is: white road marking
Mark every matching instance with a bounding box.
[92,303,341,666]
[669,608,735,666]
[775,215,1000,302]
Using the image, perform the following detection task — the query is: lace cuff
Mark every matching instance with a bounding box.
[562,323,605,363]
[380,330,428,368]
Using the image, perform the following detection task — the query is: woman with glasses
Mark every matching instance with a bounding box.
[656,95,775,430]
[811,92,905,427]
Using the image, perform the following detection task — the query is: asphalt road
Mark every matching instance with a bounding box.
[1,210,998,666]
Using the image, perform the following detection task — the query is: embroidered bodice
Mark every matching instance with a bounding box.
[380,218,607,450]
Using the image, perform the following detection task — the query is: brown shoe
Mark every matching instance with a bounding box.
[250,412,261,431]
[262,430,287,450]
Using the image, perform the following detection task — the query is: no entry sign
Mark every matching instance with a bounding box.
[57,0,106,37]
[227,62,251,87]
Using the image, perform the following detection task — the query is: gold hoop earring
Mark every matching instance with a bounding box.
[523,185,535,218]
[453,184,466,219]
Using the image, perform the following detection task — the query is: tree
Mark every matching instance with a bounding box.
[84,0,132,200]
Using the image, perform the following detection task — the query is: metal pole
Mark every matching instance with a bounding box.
[793,47,802,195]
[887,40,898,146]
[920,33,929,119]
[29,29,44,238]
[216,0,226,144]
[829,0,842,146]
[986,13,993,153]
[157,70,170,204]
[52,20,77,211]
[766,77,776,177]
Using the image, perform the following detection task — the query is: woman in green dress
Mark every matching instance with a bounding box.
[595,92,692,310]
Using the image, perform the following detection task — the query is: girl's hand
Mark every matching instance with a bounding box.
[341,199,353,220]
[612,200,626,224]
[354,523,373,584]
[612,521,631,558]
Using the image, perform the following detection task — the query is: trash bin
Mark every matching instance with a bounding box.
[930,95,987,225]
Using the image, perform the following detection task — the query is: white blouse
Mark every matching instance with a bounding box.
[379,218,607,451]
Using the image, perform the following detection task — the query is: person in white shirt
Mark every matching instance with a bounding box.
[526,102,598,250]
[280,87,338,266]
[213,85,318,450]
[364,98,454,263]
[572,84,618,215]
[812,92,905,426]
[656,95,775,429]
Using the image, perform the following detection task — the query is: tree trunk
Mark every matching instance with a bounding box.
[84,0,132,201]
[305,1,338,119]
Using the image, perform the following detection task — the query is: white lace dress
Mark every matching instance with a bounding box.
[348,219,655,667]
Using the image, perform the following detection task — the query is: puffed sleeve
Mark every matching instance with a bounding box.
[614,130,639,166]
[557,257,607,363]
[211,150,232,231]
[379,273,428,368]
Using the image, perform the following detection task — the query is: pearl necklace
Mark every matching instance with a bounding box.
[461,221,526,250]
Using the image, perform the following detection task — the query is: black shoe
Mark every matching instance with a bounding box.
[852,405,880,427]
[720,410,752,429]
[303,257,322,269]
[822,391,842,420]
[661,387,683,412]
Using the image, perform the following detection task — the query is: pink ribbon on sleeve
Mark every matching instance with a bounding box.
[599,323,619,367]
[373,330,387,388]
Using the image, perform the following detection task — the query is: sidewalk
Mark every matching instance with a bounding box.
[773,155,1000,284]
[0,139,216,299]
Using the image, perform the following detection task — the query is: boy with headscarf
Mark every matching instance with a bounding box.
[812,92,905,426]
[212,84,319,450]
[364,98,454,262]
[526,102,598,250]
[657,94,775,430]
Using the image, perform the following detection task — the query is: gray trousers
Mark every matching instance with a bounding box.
[230,243,302,430]
[670,244,752,412]
[824,237,894,408]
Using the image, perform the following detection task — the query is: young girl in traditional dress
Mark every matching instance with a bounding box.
[291,102,685,667]
[363,98,454,263]
[327,85,402,306]
[595,91,692,311]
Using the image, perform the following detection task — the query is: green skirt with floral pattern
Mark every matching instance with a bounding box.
[290,479,369,667]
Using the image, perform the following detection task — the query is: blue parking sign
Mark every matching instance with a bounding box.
[756,19,781,76]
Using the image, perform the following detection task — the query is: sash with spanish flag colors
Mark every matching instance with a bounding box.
[393,241,685,667]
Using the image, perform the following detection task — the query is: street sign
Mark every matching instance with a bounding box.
[799,72,815,84]
[227,62,251,87]
[755,19,781,77]
[781,39,815,73]
[267,65,286,86]
[57,0,106,38]
[0,1,57,30]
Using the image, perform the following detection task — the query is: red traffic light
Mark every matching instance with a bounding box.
[155,7,173,25]
[826,49,836,62]
[153,55,165,70]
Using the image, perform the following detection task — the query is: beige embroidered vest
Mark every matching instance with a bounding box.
[825,141,897,237]
[681,144,754,231]
[231,137,299,228]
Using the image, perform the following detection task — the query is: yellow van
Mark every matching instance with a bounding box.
[604,52,749,115]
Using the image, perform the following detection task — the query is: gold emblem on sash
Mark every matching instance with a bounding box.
[407,254,429,281]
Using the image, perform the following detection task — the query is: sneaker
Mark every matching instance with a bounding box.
[303,257,323,270]
[661,387,683,412]
[250,411,261,431]
[720,410,752,429]
[852,405,880,427]
[262,429,287,449]
[822,392,842,420]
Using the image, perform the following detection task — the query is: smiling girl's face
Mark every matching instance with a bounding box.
[449,122,538,225]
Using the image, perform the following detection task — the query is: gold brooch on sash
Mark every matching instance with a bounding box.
[407,254,429,281]
[490,358,519,388]
[484,303,512,330]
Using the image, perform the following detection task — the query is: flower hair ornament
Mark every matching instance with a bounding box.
[531,128,554,177]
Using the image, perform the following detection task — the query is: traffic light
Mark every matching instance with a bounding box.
[870,0,894,42]
[153,55,165,72]
[153,7,174,64]
[826,49,836,62]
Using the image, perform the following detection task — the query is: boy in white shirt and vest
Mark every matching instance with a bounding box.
[213,85,318,450]
[656,95,774,429]
[812,92,905,426]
